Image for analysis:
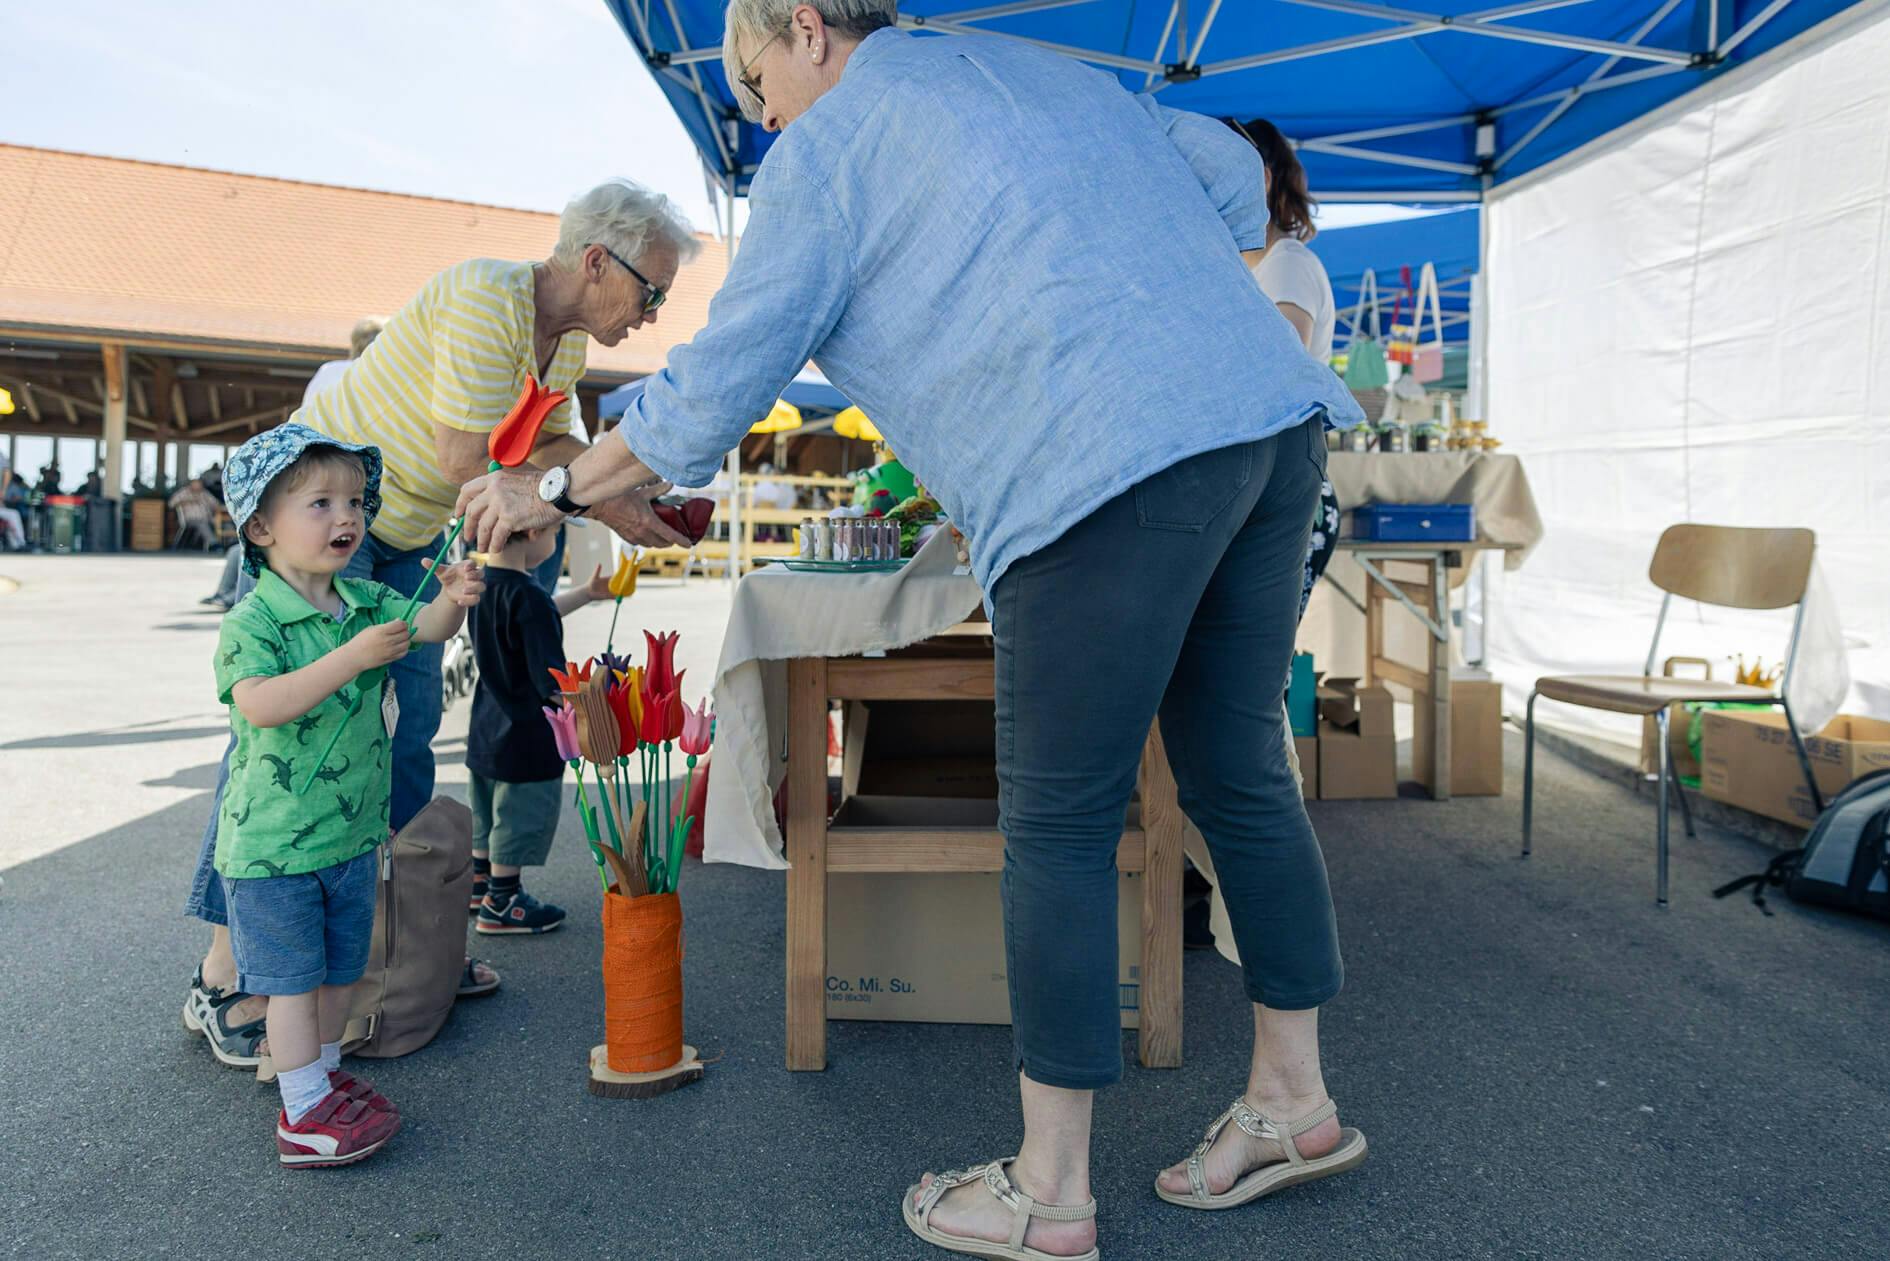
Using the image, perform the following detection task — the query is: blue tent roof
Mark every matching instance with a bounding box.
[1308,207,1480,342]
[605,0,1863,201]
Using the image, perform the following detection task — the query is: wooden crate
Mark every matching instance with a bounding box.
[129,499,167,552]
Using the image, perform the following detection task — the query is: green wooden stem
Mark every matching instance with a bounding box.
[606,597,623,654]
[571,762,607,891]
[297,688,364,795]
[593,765,622,854]
[669,755,697,894]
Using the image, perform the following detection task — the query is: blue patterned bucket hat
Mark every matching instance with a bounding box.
[224,423,383,576]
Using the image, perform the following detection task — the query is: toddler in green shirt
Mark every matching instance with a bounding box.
[213,423,483,1169]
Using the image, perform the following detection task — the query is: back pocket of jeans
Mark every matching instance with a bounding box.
[1134,444,1254,533]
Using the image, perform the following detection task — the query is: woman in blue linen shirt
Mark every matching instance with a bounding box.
[457,3,1368,1255]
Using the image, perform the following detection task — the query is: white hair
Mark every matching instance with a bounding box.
[722,0,899,122]
[553,179,702,269]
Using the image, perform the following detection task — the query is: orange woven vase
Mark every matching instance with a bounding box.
[600,889,685,1073]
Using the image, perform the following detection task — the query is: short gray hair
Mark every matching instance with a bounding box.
[722,0,898,121]
[553,178,702,269]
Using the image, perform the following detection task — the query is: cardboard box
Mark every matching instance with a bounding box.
[1412,677,1504,797]
[1638,704,1702,781]
[1294,736,1318,799]
[1288,653,1317,738]
[826,865,1141,1027]
[1701,711,1890,827]
[841,700,998,799]
[1316,679,1396,799]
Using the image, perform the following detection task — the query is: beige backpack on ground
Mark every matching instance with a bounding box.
[342,796,474,1058]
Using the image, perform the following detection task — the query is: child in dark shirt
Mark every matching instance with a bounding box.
[467,528,611,933]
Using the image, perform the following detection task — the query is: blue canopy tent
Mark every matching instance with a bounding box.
[604,0,1864,205]
[1308,207,1479,345]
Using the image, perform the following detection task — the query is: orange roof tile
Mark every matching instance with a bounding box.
[0,144,725,377]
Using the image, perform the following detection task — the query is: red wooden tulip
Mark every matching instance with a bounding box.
[639,683,674,747]
[643,629,680,696]
[653,497,715,544]
[489,375,567,469]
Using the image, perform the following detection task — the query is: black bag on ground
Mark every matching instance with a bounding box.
[1715,769,1890,919]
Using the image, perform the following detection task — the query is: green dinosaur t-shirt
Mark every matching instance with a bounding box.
[213,568,402,879]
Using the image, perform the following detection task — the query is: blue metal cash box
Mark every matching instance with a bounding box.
[1348,503,1476,543]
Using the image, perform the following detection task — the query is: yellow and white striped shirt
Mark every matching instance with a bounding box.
[300,259,587,550]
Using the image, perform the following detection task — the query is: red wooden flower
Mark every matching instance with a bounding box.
[489,375,567,469]
[652,497,715,545]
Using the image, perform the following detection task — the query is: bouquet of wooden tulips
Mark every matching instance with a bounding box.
[542,630,712,897]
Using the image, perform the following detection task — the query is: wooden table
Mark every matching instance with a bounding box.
[1326,540,1522,800]
[784,631,1185,1072]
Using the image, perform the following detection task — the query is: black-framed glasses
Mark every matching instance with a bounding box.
[598,243,667,314]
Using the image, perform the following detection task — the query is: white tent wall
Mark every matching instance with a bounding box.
[1480,5,1890,746]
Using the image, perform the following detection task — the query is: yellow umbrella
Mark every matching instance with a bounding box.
[0,386,13,415]
[833,405,881,442]
[749,398,802,434]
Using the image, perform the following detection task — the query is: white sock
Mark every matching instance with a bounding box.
[320,1041,342,1074]
[278,1059,335,1125]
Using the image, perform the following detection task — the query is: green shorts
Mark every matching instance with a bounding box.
[469,773,564,867]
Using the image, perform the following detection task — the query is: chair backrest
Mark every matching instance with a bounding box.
[1648,525,1815,611]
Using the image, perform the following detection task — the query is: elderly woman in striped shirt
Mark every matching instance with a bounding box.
[179,179,697,1069]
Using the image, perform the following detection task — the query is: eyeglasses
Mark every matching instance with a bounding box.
[737,33,778,109]
[598,244,667,314]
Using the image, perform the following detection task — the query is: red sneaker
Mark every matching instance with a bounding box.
[276,1091,401,1168]
[329,1070,397,1114]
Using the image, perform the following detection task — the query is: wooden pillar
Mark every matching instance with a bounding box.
[99,343,128,497]
[152,358,178,487]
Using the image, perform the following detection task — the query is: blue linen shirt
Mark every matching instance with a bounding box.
[621,28,1363,599]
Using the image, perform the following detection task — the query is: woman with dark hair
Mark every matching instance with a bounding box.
[1227,117,1336,361]
[1228,117,1341,619]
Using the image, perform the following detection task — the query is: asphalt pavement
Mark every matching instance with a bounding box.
[3,554,1887,1260]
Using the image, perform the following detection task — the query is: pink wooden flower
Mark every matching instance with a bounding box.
[541,703,580,762]
[679,698,713,756]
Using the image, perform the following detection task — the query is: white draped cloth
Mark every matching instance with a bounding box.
[704,533,981,869]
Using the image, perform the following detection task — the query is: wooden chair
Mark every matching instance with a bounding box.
[1522,525,1825,906]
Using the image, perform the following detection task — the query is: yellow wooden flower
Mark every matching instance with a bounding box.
[607,550,638,599]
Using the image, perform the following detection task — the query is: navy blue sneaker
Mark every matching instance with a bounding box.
[475,889,566,935]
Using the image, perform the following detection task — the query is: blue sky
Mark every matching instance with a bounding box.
[3,0,716,222]
[2,0,1415,488]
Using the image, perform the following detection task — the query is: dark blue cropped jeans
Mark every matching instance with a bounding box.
[994,417,1344,1090]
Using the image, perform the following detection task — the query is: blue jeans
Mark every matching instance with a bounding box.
[184,531,447,926]
[995,419,1342,1090]
[221,849,379,995]
[531,524,566,596]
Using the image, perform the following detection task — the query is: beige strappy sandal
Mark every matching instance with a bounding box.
[903,1158,1100,1261]
[1155,1097,1367,1210]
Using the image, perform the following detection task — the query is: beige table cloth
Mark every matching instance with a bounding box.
[704,532,982,869]
[1326,451,1544,568]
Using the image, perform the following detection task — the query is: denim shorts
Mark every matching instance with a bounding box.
[220,848,380,996]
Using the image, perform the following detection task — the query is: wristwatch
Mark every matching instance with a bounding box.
[536,465,588,517]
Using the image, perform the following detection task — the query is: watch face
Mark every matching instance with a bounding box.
[538,466,567,503]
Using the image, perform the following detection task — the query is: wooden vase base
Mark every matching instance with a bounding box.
[586,1043,702,1100]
